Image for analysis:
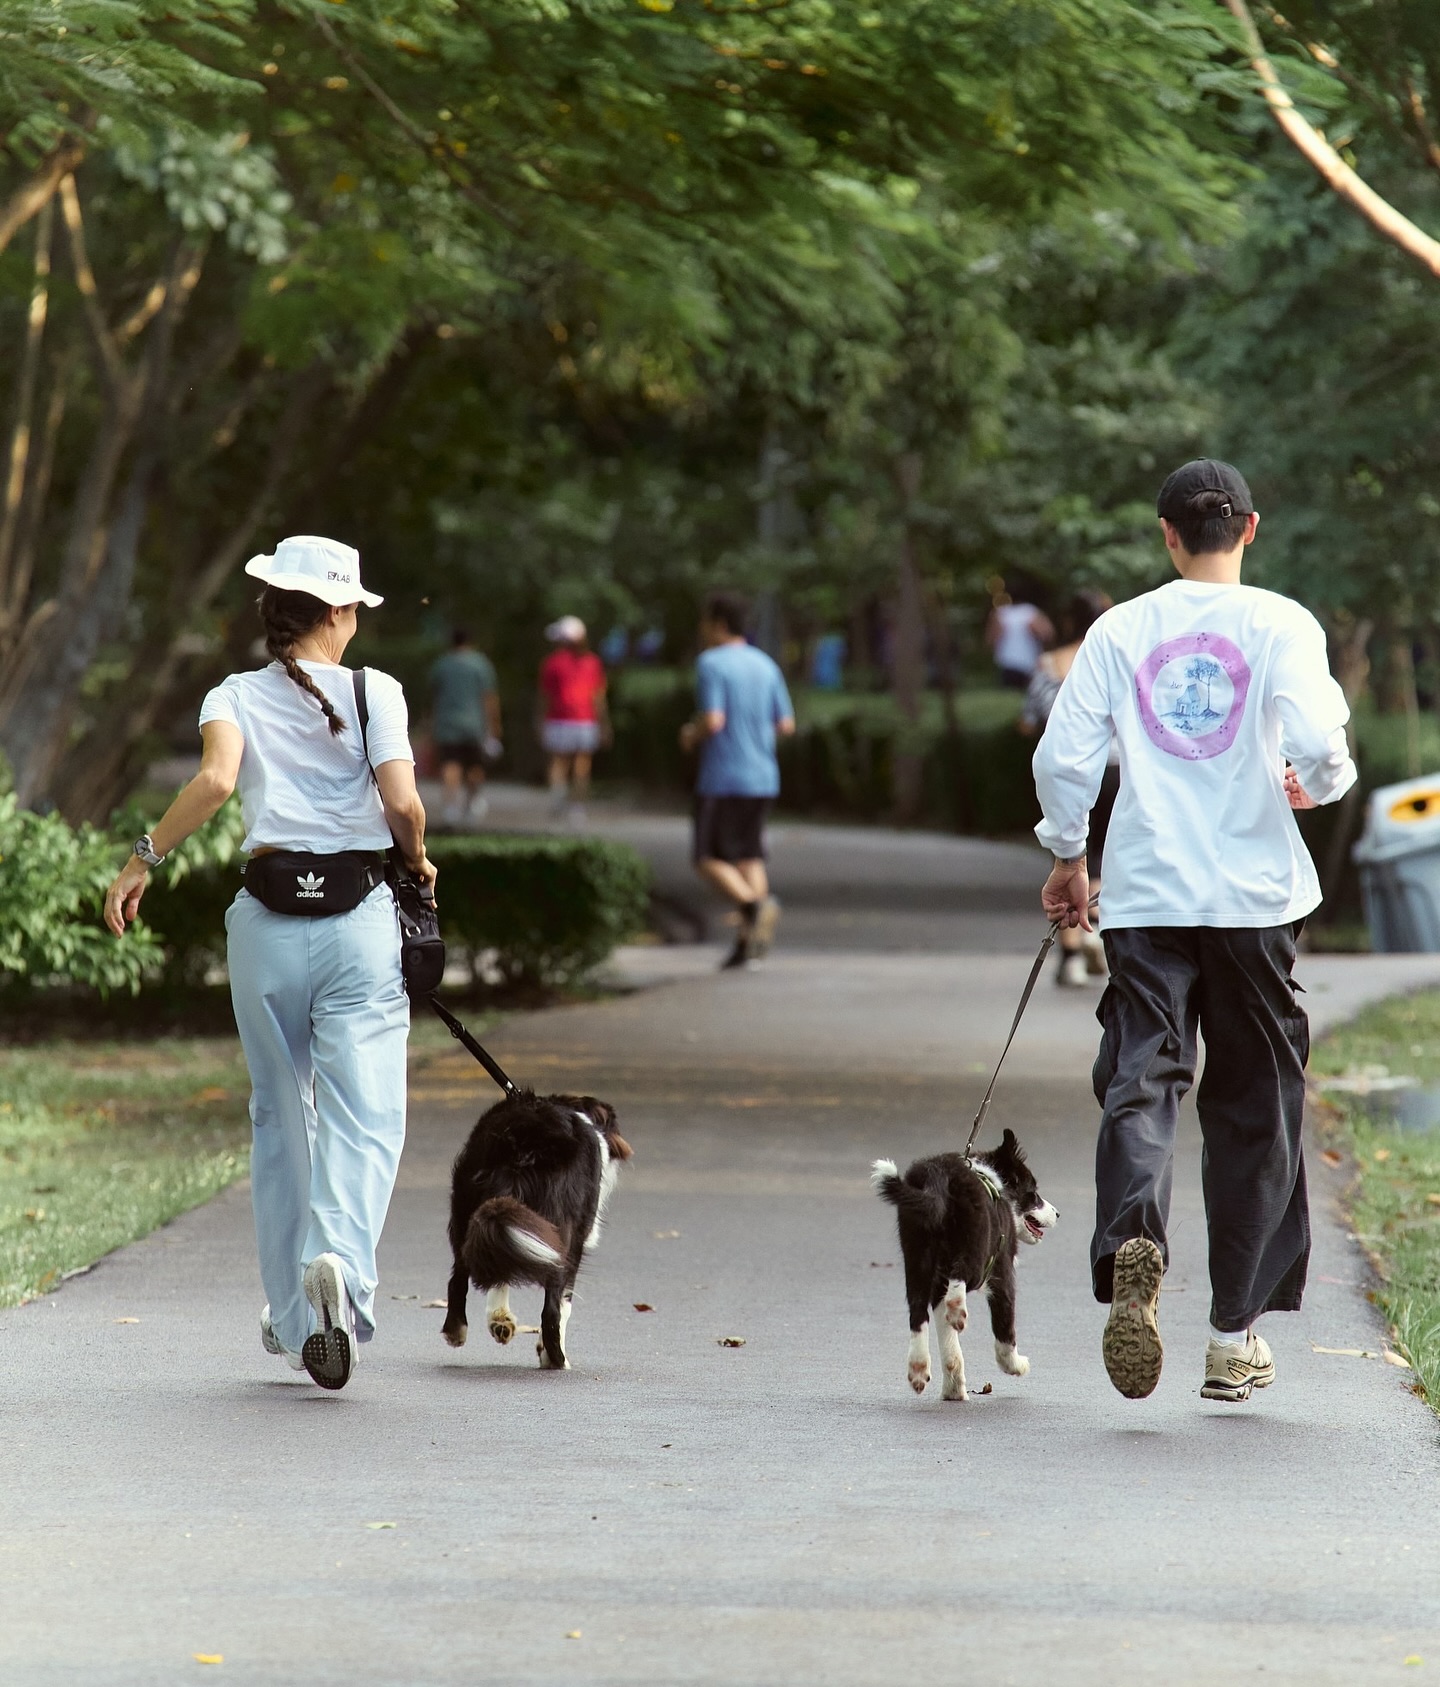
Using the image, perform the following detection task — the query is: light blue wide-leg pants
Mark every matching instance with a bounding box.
[225,884,409,1354]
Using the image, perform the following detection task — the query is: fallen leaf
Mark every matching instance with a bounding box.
[1373,1148,1392,1163]
[390,1293,418,1301]
[565,1631,582,1640]
[193,1656,224,1666]
[869,1261,893,1269]
[1426,1193,1440,1208]
[978,1382,993,1395]
[517,1324,541,1334]
[633,1303,654,1313]
[115,1317,140,1325]
[1311,1344,1376,1359]
[422,1299,447,1308]
[365,1521,396,1530]
[653,1229,681,1239]
[1405,1658,1423,1668]
[23,1207,45,1222]
[1383,1350,1411,1368]
[191,1087,230,1103]
[716,1336,746,1347]
[1321,1149,1343,1168]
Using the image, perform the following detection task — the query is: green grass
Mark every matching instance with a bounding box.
[0,1037,253,1307]
[1310,991,1440,1411]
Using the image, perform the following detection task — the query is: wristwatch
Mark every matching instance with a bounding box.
[133,834,166,867]
[1054,851,1087,865]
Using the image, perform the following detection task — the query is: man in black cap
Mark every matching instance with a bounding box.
[1032,459,1357,1405]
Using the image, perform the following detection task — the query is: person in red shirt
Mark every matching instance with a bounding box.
[538,615,610,821]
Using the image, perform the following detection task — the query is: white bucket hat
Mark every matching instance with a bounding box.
[244,535,384,608]
[545,614,586,643]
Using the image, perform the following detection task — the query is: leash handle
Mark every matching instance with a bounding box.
[427,995,521,1099]
[963,898,1100,1163]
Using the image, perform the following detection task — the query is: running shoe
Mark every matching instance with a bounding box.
[1057,953,1089,988]
[259,1304,306,1371]
[301,1254,359,1390]
[1201,1331,1275,1402]
[748,896,782,960]
[1102,1237,1165,1399]
[1082,931,1108,977]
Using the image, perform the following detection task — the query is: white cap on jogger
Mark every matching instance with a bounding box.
[244,535,384,608]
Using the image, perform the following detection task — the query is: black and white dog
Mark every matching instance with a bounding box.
[442,1091,632,1370]
[872,1129,1057,1401]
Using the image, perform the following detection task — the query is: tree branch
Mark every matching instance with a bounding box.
[57,173,125,390]
[0,138,86,257]
[1223,0,1440,279]
[0,201,54,600]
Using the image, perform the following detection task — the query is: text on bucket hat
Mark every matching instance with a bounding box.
[244,536,383,608]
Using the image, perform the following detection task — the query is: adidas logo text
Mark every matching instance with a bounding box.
[296,872,326,899]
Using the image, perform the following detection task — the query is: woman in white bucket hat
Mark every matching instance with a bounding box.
[105,535,434,1392]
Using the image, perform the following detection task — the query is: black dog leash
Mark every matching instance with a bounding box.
[961,900,1100,1164]
[426,995,521,1100]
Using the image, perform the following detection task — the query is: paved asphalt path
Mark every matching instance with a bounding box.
[5,797,1440,1684]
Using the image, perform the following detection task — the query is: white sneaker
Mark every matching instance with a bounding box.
[1082,931,1108,977]
[301,1254,359,1390]
[1057,953,1089,988]
[259,1304,306,1371]
[1201,1331,1275,1402]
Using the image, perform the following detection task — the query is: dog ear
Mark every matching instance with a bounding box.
[605,1130,634,1162]
[1001,1128,1017,1151]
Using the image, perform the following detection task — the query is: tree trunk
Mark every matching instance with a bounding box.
[891,452,925,824]
[0,139,86,258]
[0,202,54,602]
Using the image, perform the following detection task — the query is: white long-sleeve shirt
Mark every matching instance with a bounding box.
[1033,579,1357,929]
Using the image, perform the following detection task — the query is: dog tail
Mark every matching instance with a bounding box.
[871,1158,942,1218]
[464,1196,566,1287]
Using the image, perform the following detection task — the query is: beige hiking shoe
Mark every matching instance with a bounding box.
[1102,1237,1165,1399]
[1201,1331,1275,1402]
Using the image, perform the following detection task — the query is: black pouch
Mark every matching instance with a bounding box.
[390,865,447,998]
[243,850,385,917]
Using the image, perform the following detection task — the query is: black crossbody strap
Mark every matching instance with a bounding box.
[352,668,375,782]
[427,995,520,1099]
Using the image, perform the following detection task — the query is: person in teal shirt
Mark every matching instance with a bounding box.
[429,630,502,826]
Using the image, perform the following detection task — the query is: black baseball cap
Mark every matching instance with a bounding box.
[1156,459,1254,522]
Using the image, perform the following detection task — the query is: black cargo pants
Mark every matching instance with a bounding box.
[1091,924,1310,1331]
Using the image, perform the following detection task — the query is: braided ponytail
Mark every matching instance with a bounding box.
[258,586,346,735]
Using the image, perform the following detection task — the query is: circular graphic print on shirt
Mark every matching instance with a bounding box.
[1134,632,1252,761]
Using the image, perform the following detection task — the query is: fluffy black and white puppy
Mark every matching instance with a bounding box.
[871,1129,1057,1401]
[442,1091,631,1370]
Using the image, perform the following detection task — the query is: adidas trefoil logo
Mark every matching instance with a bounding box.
[296,872,326,898]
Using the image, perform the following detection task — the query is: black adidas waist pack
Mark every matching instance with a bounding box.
[243,850,387,917]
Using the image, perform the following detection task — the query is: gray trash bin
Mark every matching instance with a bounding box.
[1352,774,1440,951]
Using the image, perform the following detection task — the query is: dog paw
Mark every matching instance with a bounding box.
[907,1358,930,1394]
[942,1281,968,1332]
[487,1311,517,1345]
[537,1343,570,1371]
[442,1321,468,1349]
[996,1342,1030,1377]
[941,1367,968,1403]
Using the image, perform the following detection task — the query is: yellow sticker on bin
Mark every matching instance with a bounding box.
[1388,789,1440,822]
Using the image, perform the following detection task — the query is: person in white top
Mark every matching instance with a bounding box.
[987,592,1055,688]
[1033,460,1357,1406]
[104,536,436,1392]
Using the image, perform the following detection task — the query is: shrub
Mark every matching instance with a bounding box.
[427,833,650,992]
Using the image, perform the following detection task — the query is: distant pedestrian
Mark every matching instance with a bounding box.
[103,536,433,1393]
[1033,461,1357,1405]
[680,591,796,969]
[430,628,502,827]
[987,590,1054,689]
[539,615,609,823]
[1018,589,1116,986]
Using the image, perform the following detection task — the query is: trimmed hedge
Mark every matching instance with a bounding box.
[425,833,650,991]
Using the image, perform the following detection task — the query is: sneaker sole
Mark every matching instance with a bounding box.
[302,1258,355,1391]
[1103,1238,1164,1399]
[1201,1359,1275,1402]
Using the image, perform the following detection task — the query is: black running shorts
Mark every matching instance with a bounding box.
[692,795,771,864]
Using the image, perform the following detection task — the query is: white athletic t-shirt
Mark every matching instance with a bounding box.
[1033,580,1357,929]
[198,661,413,854]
